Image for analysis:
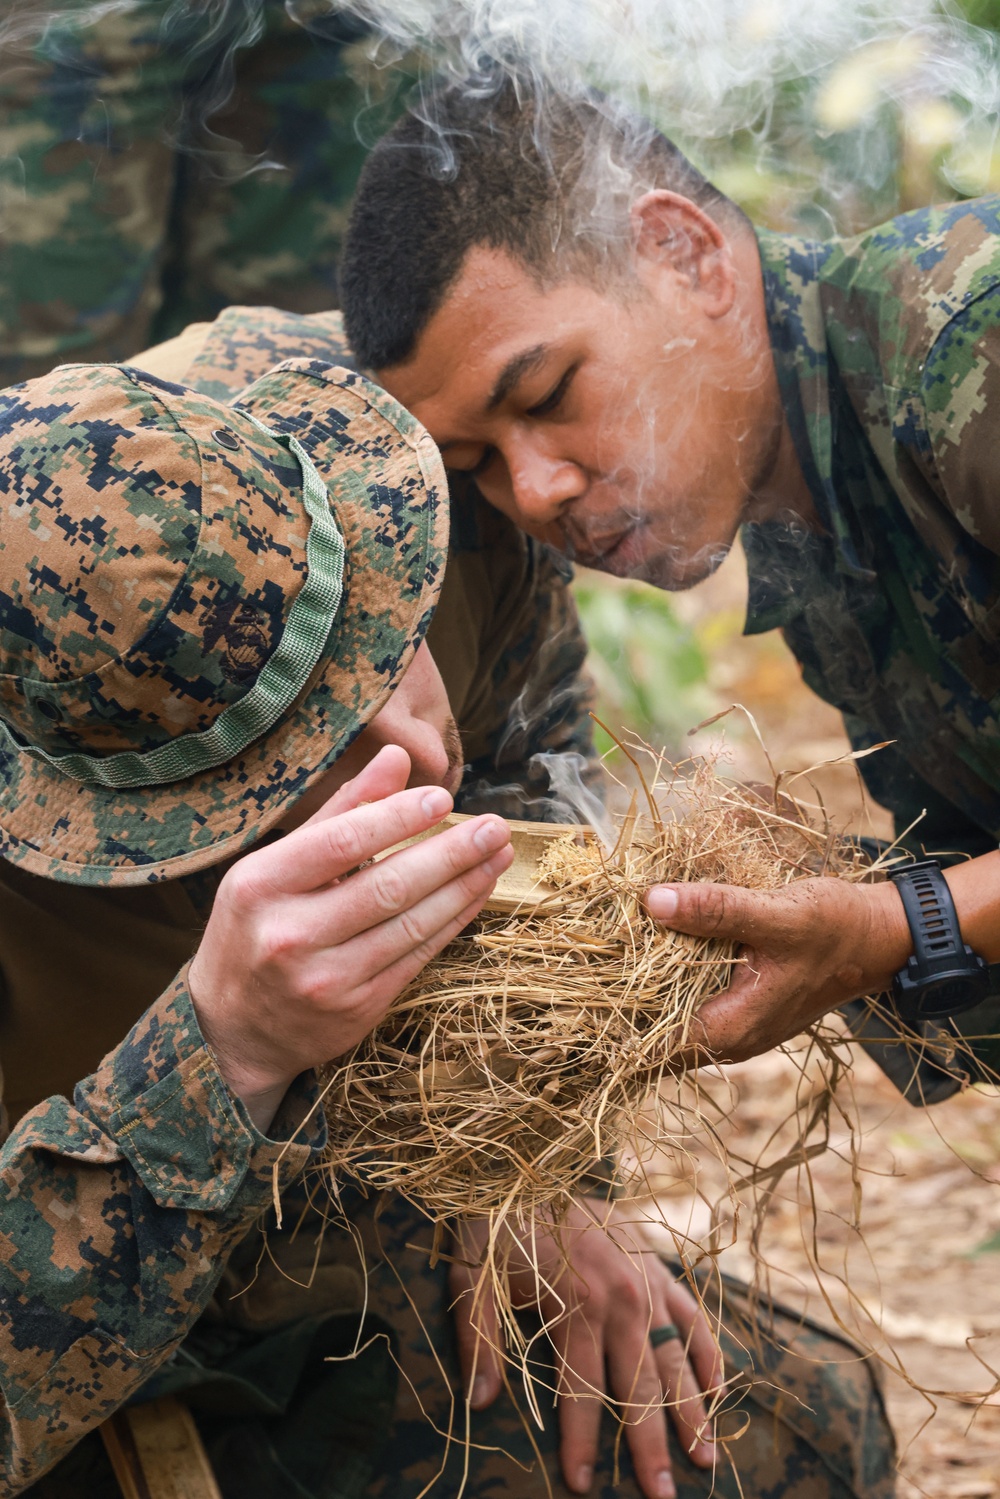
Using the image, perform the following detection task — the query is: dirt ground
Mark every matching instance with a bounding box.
[611,548,1000,1497]
[642,1048,1000,1499]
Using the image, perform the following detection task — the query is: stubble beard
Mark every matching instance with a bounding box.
[633,409,788,592]
[443,714,465,792]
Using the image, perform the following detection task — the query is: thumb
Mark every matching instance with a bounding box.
[645,880,765,944]
[303,744,412,827]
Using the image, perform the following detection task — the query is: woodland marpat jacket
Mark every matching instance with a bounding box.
[747,197,1000,857]
[0,307,596,1493]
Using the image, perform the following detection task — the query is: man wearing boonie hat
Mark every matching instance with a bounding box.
[0,336,892,1499]
[0,351,510,1481]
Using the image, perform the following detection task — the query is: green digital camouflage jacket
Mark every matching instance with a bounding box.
[747,197,1000,859]
[0,311,596,1493]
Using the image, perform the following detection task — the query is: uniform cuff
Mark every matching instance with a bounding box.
[74,967,327,1213]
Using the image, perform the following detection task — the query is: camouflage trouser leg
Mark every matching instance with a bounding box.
[22,1183,898,1498]
[348,1192,897,1499]
[151,4,379,343]
[0,0,382,384]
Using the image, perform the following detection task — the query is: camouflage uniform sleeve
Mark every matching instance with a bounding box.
[0,967,325,1495]
[918,281,1000,557]
[130,306,354,401]
[177,306,354,402]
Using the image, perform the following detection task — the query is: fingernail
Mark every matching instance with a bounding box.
[574,1464,593,1493]
[473,816,508,854]
[470,1375,490,1407]
[421,787,452,820]
[692,1440,715,1466]
[655,1473,676,1499]
[483,846,514,879]
[646,886,678,921]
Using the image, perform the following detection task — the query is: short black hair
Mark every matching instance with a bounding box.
[340,73,745,372]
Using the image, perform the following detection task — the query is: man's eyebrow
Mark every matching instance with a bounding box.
[486,344,549,412]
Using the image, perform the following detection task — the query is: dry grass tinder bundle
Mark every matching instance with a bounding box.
[322,751,871,1226]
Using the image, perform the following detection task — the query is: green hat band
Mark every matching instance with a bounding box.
[2,417,346,789]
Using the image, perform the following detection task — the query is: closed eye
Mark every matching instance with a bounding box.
[526,365,577,418]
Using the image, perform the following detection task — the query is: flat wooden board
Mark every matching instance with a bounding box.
[377,812,594,912]
[102,1397,222,1499]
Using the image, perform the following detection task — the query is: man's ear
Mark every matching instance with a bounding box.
[630,190,736,318]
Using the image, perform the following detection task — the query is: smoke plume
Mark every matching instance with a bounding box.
[323,0,1000,227]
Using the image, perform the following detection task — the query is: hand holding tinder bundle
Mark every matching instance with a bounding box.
[320,756,871,1226]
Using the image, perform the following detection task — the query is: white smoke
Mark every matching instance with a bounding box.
[320,0,996,125]
[531,750,618,848]
[315,0,1000,222]
[8,1,997,221]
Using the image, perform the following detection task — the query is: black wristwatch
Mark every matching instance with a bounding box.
[890,859,990,1021]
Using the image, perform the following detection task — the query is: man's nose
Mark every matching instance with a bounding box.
[507,446,586,527]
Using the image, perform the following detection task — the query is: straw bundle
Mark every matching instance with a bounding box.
[321,755,870,1224]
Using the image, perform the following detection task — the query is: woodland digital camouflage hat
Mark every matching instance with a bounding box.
[0,359,449,884]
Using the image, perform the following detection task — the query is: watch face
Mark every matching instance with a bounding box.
[915,973,990,1019]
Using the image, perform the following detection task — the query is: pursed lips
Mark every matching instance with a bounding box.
[569,519,643,569]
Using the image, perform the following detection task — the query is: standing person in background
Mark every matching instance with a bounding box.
[0,0,382,384]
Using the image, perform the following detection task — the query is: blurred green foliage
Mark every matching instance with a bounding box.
[671,3,1000,235]
[958,0,1000,31]
[573,578,715,757]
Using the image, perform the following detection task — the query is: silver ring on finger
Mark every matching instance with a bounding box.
[649,1323,680,1349]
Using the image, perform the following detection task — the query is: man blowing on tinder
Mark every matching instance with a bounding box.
[340,74,1000,1082]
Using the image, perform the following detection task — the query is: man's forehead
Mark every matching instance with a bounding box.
[379,245,589,433]
[382,249,540,399]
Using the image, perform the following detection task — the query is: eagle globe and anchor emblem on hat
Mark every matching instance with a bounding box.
[0,357,449,884]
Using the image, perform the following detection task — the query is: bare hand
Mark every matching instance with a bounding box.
[449,1200,722,1499]
[645,875,912,1063]
[189,745,513,1129]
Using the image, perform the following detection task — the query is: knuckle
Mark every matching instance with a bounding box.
[625,1373,663,1409]
[256,913,299,965]
[298,978,330,1012]
[322,818,365,870]
[411,932,447,970]
[369,862,409,915]
[383,795,419,841]
[431,830,481,886]
[573,1278,596,1312]
[220,858,266,910]
[435,825,471,868]
[398,908,429,950]
[293,961,339,1009]
[456,863,491,903]
[340,977,377,1022]
[694,884,730,931]
[562,1269,596,1318]
[612,1275,647,1317]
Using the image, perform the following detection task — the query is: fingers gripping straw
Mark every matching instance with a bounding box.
[321,746,874,1255]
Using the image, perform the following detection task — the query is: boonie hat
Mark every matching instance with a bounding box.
[0,358,448,884]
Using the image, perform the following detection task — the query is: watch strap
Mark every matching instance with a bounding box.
[890,860,964,972]
[889,859,989,1019]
